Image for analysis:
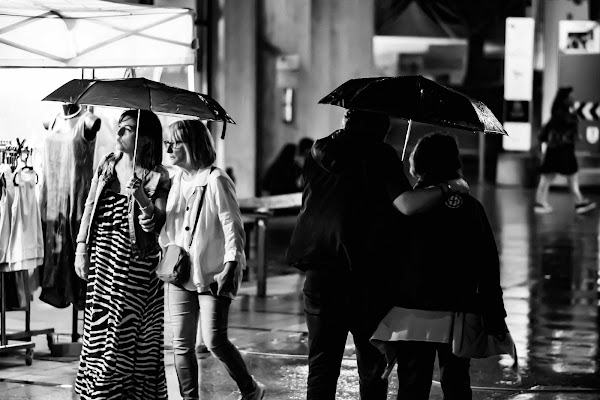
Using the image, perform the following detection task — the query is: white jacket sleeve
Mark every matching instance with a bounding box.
[212,173,246,266]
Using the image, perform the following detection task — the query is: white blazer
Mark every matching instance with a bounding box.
[159,166,246,297]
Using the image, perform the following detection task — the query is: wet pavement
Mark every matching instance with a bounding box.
[1,184,600,399]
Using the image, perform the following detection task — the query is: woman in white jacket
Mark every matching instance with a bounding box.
[159,119,265,400]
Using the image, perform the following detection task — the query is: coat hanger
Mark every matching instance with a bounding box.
[13,166,38,186]
[0,173,5,200]
[12,139,38,186]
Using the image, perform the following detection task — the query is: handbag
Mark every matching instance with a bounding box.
[156,173,210,284]
[452,311,519,377]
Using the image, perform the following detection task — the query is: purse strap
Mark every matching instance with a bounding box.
[187,166,215,249]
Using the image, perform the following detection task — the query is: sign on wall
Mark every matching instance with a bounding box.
[558,20,600,54]
[573,101,600,121]
[558,20,600,154]
[503,17,535,151]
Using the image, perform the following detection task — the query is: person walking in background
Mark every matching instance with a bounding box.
[370,133,507,400]
[74,109,170,400]
[286,109,470,400]
[534,87,596,214]
[261,142,301,195]
[160,119,265,400]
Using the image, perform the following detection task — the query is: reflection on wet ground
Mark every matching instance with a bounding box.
[1,185,600,399]
[526,192,599,389]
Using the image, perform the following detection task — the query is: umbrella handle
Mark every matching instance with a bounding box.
[401,119,413,161]
[220,120,227,140]
[132,109,141,176]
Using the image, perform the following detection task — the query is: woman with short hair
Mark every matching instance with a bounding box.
[371,133,507,400]
[160,119,265,400]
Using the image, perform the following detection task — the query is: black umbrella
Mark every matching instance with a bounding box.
[43,77,235,173]
[319,75,507,159]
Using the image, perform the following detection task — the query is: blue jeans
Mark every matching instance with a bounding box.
[168,284,255,400]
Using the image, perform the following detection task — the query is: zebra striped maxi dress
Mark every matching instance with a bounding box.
[75,190,167,400]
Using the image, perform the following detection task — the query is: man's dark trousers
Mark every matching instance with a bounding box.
[303,269,388,400]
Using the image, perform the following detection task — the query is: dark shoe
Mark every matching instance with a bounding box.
[196,344,211,358]
[575,200,597,214]
[534,202,553,214]
[240,380,265,400]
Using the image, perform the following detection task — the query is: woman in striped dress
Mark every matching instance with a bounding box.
[74,109,170,400]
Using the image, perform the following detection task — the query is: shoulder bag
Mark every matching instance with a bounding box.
[156,168,213,284]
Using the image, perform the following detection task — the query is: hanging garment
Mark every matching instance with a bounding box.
[75,191,166,400]
[39,109,96,309]
[6,167,44,272]
[0,165,23,309]
[0,167,43,309]
[0,164,11,265]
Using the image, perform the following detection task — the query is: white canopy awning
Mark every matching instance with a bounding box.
[0,0,196,67]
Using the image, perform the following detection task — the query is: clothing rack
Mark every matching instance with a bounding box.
[0,140,32,170]
[3,138,83,356]
[0,139,54,365]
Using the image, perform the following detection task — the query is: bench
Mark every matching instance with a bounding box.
[238,192,302,297]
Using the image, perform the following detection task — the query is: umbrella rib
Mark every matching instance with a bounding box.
[344,78,387,108]
[70,80,98,105]
[147,83,153,113]
[417,76,424,117]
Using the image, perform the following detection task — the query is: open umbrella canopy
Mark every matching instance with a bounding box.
[42,77,235,175]
[42,77,235,124]
[318,75,506,135]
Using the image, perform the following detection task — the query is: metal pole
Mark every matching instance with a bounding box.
[478,132,485,184]
[206,0,213,97]
[401,119,413,161]
[256,218,267,297]
[1,273,6,345]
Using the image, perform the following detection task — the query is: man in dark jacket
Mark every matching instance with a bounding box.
[286,109,469,400]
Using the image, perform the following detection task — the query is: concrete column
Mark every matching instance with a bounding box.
[306,0,376,136]
[256,0,311,191]
[257,0,375,190]
[212,0,257,198]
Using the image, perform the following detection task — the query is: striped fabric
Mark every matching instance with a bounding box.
[75,191,167,400]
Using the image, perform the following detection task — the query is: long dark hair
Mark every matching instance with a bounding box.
[550,87,573,118]
[119,109,163,170]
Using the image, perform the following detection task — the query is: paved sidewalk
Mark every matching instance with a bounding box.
[1,273,600,399]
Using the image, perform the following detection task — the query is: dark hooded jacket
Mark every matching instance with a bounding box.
[286,129,411,275]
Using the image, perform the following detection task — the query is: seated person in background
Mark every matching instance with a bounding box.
[295,137,314,189]
[261,143,301,195]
